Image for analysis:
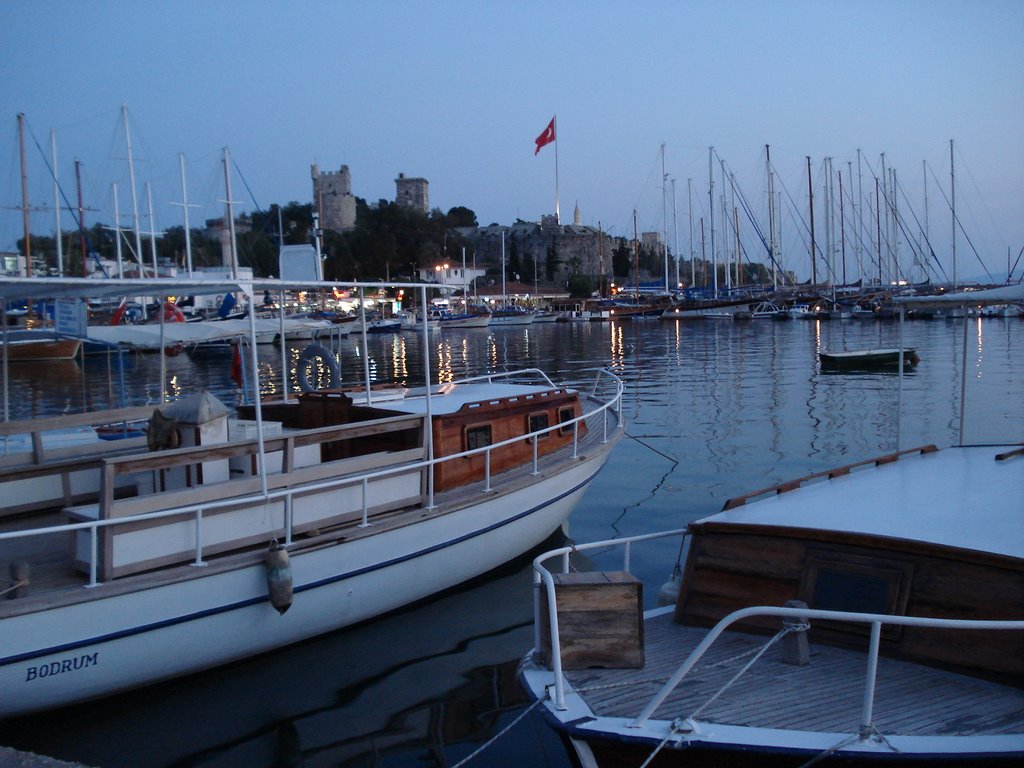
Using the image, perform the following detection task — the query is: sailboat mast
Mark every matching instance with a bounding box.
[661,143,669,293]
[17,113,32,279]
[145,181,159,276]
[838,170,847,286]
[75,160,87,277]
[807,156,817,286]
[671,178,679,292]
[950,139,957,288]
[112,182,124,278]
[178,152,194,276]
[687,178,695,288]
[51,130,64,277]
[875,179,882,285]
[766,145,777,290]
[223,146,239,279]
[708,147,717,297]
[123,104,143,273]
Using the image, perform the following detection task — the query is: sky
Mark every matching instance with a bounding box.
[2,0,1022,283]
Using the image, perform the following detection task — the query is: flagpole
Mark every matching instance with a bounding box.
[554,115,560,224]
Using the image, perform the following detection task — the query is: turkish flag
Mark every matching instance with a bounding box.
[534,117,556,155]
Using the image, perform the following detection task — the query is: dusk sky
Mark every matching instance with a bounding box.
[2,0,1021,283]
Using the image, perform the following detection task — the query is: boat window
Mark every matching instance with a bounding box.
[528,412,550,440]
[465,424,492,451]
[800,550,913,639]
[558,406,576,434]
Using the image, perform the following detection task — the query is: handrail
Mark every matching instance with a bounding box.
[1,368,625,588]
[629,605,1024,737]
[531,530,1024,728]
[532,529,688,711]
[720,444,938,510]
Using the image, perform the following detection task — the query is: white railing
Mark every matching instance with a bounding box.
[532,529,688,711]
[533,532,1024,732]
[629,605,1024,739]
[0,368,625,588]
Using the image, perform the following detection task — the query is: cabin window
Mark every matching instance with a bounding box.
[465,424,492,452]
[800,550,913,639]
[528,412,550,441]
[558,406,576,435]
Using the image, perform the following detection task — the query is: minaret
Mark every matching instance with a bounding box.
[573,202,581,226]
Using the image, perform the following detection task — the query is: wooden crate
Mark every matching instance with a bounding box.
[539,571,644,669]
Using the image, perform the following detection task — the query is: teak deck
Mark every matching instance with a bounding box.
[564,611,1024,738]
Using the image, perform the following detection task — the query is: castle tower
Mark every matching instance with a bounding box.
[311,164,357,232]
[395,173,429,214]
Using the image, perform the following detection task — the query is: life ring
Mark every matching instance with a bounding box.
[296,344,340,392]
[162,301,186,323]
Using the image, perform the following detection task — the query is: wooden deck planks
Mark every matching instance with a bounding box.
[564,611,1024,737]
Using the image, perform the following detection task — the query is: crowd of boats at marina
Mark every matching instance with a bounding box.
[0,275,1020,767]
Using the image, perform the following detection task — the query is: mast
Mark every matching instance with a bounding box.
[671,177,679,291]
[875,179,882,285]
[922,159,929,284]
[173,152,195,276]
[807,156,817,286]
[687,178,695,288]
[838,170,847,285]
[720,160,730,290]
[51,130,63,277]
[661,143,669,293]
[632,209,639,297]
[75,160,87,277]
[145,181,158,276]
[223,146,239,279]
[123,104,143,272]
[17,113,32,279]
[856,149,864,279]
[112,182,124,278]
[708,147,717,297]
[766,145,777,290]
[950,139,957,288]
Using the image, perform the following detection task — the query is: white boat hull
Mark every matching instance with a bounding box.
[1,450,606,716]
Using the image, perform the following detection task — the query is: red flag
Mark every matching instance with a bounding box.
[534,117,555,155]
[230,340,243,387]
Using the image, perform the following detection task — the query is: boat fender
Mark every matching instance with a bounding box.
[296,344,340,392]
[162,301,186,323]
[656,572,681,607]
[265,539,293,615]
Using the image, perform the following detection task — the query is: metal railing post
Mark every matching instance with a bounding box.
[192,509,206,566]
[860,620,882,739]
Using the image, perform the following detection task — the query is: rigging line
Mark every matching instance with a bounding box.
[893,177,949,283]
[231,157,263,213]
[24,118,102,268]
[925,164,995,282]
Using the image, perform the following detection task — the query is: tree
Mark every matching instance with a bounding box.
[545,243,559,282]
[611,241,631,278]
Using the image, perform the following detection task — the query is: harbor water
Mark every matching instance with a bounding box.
[1,315,1022,767]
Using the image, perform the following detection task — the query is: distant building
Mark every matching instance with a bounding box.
[641,231,665,255]
[312,164,357,232]
[418,261,486,292]
[204,214,253,268]
[395,173,429,213]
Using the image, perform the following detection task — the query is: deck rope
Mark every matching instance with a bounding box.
[797,724,900,767]
[636,627,799,768]
[687,626,792,720]
[448,697,544,768]
[0,578,28,598]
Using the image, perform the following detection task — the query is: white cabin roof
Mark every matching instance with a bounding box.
[698,445,1024,560]
[353,381,571,416]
